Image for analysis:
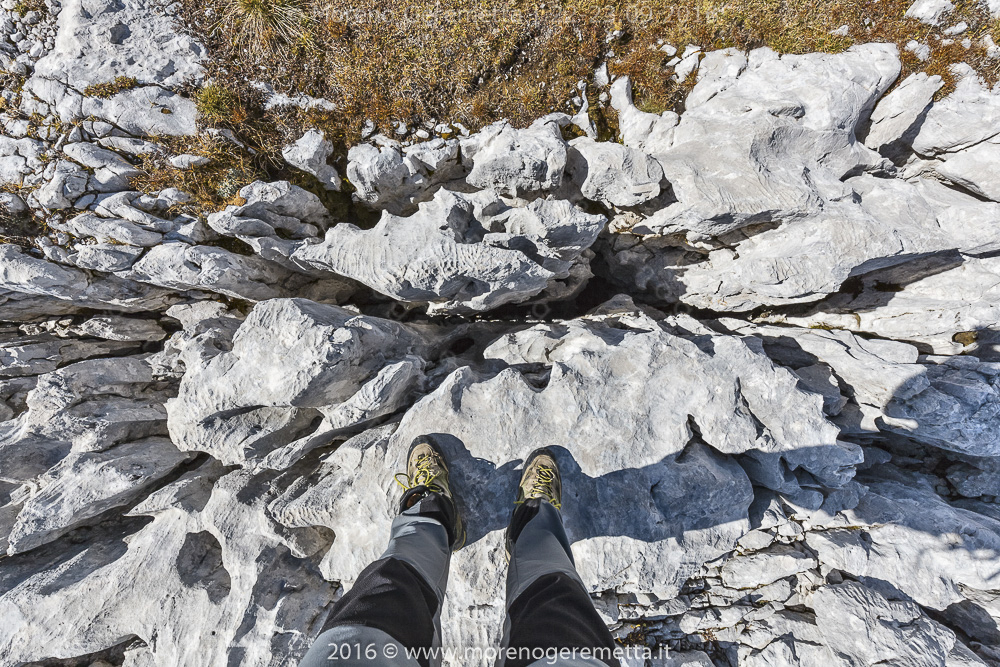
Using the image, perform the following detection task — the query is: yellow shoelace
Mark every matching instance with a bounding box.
[394,454,445,494]
[515,466,561,510]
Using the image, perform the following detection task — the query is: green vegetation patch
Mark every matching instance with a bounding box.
[83,76,141,99]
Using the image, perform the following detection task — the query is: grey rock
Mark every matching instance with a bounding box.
[616,172,1000,311]
[632,44,899,238]
[947,459,1000,498]
[609,77,680,154]
[282,129,340,191]
[911,66,1000,156]
[720,545,817,589]
[463,117,568,197]
[345,140,423,213]
[0,191,28,216]
[726,322,1000,456]
[0,244,178,317]
[291,188,604,314]
[168,153,210,169]
[810,581,969,666]
[124,243,320,302]
[0,464,337,666]
[567,136,663,207]
[51,212,163,247]
[863,72,943,155]
[806,466,1000,614]
[904,0,954,25]
[207,180,328,240]
[6,436,190,554]
[65,242,145,272]
[33,159,88,209]
[166,298,438,466]
[0,356,171,488]
[0,335,136,378]
[69,315,166,341]
[26,0,203,95]
[772,254,1000,356]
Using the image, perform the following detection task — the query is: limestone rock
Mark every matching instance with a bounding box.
[725,322,1000,456]
[345,137,463,214]
[463,117,568,197]
[0,244,178,318]
[771,254,1000,357]
[631,44,900,238]
[0,464,337,665]
[720,545,817,589]
[863,72,943,156]
[122,243,349,303]
[904,0,955,25]
[166,298,439,466]
[0,356,172,487]
[290,188,604,314]
[207,180,329,240]
[567,136,663,207]
[51,212,163,247]
[805,466,1000,615]
[6,436,190,554]
[810,581,967,666]
[282,130,340,191]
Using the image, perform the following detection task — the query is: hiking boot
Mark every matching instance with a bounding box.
[505,447,562,558]
[394,435,466,550]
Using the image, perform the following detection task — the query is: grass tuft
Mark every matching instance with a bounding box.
[215,0,313,52]
[195,84,250,126]
[12,0,45,17]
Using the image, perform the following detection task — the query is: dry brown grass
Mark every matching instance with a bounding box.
[178,0,1000,154]
[83,76,140,99]
[130,134,267,215]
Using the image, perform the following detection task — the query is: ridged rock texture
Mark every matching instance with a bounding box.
[1,2,1000,664]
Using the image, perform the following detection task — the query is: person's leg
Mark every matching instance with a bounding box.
[299,437,465,667]
[498,450,619,667]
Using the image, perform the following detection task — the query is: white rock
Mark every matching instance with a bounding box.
[0,244,177,317]
[124,243,337,302]
[904,0,954,25]
[810,581,968,666]
[281,129,341,191]
[609,76,680,154]
[168,153,210,169]
[864,72,942,154]
[567,136,663,207]
[65,242,145,272]
[463,117,568,197]
[166,298,436,466]
[7,436,190,553]
[806,466,1000,614]
[290,188,604,314]
[51,212,163,247]
[773,254,1000,356]
[634,44,900,238]
[720,545,817,589]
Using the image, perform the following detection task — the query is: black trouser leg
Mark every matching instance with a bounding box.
[502,500,620,667]
[298,492,453,667]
